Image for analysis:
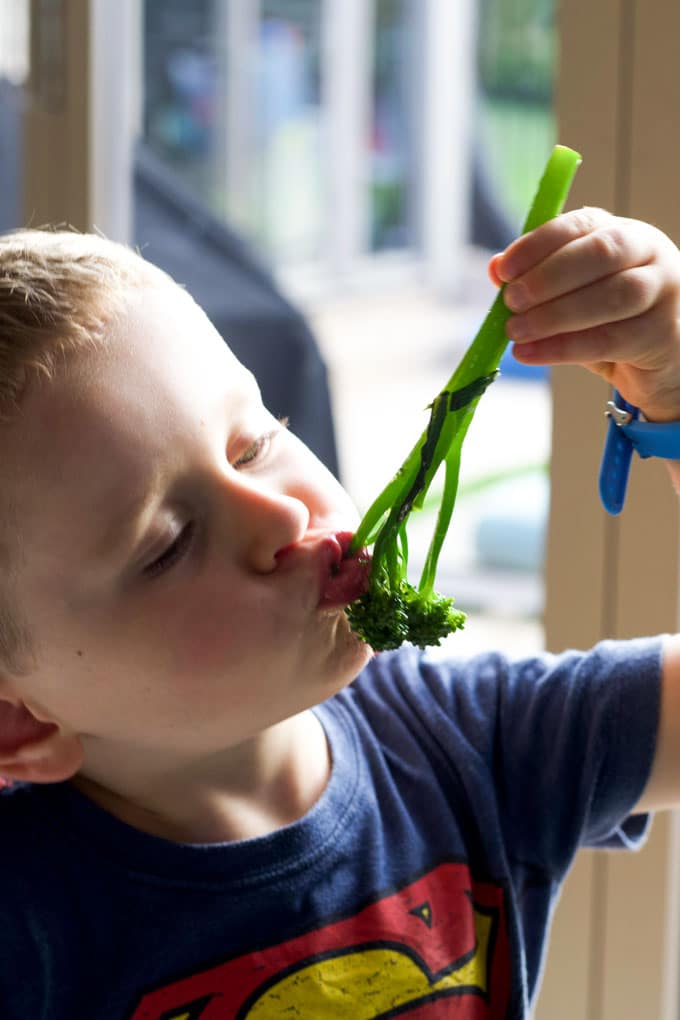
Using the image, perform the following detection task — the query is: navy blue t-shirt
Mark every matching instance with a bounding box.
[0,638,662,1018]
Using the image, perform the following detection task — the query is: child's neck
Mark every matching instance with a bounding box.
[71,710,331,844]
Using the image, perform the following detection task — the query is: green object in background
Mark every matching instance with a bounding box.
[480,97,555,227]
[346,144,582,651]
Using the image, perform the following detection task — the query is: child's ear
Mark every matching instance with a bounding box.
[0,697,83,785]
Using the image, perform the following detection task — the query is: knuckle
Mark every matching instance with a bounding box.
[602,283,626,317]
[591,226,627,264]
[517,273,538,304]
[606,270,650,316]
[571,206,610,236]
[622,269,653,309]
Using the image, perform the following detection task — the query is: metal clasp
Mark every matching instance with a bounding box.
[605,400,633,427]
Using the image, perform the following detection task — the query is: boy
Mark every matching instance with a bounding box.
[0,208,680,1018]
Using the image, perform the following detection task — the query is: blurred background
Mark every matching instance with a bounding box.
[0,0,556,658]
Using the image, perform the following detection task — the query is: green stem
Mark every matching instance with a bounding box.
[350,144,581,558]
[351,444,422,551]
[419,444,462,592]
[414,145,581,582]
[443,145,582,396]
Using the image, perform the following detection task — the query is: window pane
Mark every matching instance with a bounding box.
[369,0,418,252]
[476,0,556,230]
[0,0,29,232]
[143,0,218,200]
[0,0,29,88]
[142,0,325,265]
[142,0,429,266]
[245,0,325,262]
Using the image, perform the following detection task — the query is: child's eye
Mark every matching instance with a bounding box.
[233,417,288,469]
[143,521,195,579]
[233,433,272,468]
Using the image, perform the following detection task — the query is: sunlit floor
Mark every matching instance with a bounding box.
[307,247,549,658]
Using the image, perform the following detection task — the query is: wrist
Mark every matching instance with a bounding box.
[665,460,680,496]
[637,402,680,425]
[634,376,680,424]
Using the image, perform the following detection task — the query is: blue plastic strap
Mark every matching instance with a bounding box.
[598,390,638,516]
[621,417,680,460]
[599,389,680,514]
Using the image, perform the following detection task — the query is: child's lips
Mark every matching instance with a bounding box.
[317,532,371,609]
[277,530,373,607]
[275,531,371,609]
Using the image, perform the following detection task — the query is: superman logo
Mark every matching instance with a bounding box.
[129,862,511,1018]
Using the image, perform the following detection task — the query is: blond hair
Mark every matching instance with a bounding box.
[0,228,174,415]
[0,228,173,673]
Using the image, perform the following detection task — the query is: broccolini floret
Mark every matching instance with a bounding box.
[346,145,582,651]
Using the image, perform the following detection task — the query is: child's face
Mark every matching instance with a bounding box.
[3,282,372,762]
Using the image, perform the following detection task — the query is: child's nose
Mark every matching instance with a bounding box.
[228,478,310,574]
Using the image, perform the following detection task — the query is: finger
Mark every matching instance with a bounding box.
[509,306,671,375]
[506,264,663,344]
[513,327,680,421]
[503,222,659,313]
[496,206,614,282]
[511,325,640,370]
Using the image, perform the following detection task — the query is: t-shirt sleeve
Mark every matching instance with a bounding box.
[365,636,663,879]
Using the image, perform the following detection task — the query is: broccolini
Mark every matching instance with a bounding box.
[346,145,582,651]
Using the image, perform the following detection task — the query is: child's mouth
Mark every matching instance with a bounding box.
[318,532,371,608]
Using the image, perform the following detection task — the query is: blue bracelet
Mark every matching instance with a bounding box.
[599,389,680,515]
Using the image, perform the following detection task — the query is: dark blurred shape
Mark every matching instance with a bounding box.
[471,138,517,251]
[133,144,340,478]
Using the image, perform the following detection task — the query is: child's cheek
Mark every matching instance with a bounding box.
[153,580,294,683]
[165,594,254,676]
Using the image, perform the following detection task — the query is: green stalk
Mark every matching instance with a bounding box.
[416,145,581,586]
[419,446,461,593]
[443,144,582,396]
[350,144,582,559]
